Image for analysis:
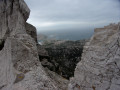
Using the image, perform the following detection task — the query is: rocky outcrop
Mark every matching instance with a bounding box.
[40,40,86,79]
[68,23,120,90]
[0,0,63,90]
[25,23,38,43]
[45,68,69,90]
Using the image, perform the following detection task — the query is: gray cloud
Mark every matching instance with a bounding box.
[24,0,120,32]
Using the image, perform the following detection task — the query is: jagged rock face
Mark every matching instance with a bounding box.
[68,23,120,90]
[25,23,38,43]
[0,0,61,90]
[40,40,86,79]
[0,0,29,40]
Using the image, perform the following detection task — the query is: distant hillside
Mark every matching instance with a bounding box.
[37,29,94,41]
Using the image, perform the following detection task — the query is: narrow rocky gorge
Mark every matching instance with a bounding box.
[0,0,120,90]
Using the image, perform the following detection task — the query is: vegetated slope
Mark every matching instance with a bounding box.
[39,40,87,79]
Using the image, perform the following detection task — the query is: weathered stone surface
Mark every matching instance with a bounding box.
[25,23,38,43]
[0,0,59,90]
[68,23,120,90]
[45,68,69,90]
[0,0,30,40]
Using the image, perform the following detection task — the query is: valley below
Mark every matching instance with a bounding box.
[38,39,87,79]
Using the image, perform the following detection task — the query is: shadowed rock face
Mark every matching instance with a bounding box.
[68,23,120,90]
[0,0,67,90]
[0,39,5,50]
[25,23,38,43]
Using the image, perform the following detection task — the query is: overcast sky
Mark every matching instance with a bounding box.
[24,0,120,32]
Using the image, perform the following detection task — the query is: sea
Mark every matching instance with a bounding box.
[38,29,94,40]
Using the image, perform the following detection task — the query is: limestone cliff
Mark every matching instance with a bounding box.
[0,0,62,90]
[68,23,120,90]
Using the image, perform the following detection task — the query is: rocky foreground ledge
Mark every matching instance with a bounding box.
[0,0,120,90]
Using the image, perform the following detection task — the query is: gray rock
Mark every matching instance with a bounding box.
[0,0,59,90]
[68,23,120,90]
[25,23,38,43]
[45,68,69,90]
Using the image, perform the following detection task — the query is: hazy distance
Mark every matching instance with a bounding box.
[24,0,120,40]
